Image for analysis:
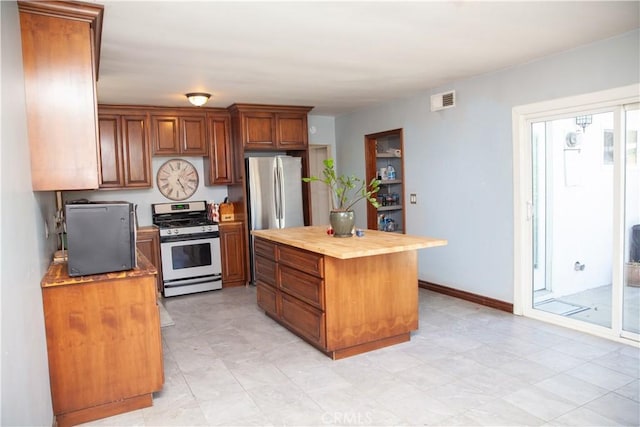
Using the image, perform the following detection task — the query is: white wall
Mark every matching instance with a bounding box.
[1,1,56,424]
[335,30,640,303]
[308,114,336,152]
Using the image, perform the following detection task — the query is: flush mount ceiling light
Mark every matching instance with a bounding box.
[185,92,211,107]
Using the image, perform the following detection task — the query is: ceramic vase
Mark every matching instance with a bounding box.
[329,210,354,238]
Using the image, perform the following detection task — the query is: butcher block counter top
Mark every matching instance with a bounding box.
[41,250,156,288]
[251,225,447,259]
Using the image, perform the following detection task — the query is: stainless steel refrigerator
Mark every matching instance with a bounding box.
[246,155,304,283]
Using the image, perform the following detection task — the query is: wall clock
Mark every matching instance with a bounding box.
[156,159,199,201]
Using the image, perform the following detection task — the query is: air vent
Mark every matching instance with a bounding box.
[430,90,456,112]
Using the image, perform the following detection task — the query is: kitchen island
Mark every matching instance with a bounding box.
[252,226,447,359]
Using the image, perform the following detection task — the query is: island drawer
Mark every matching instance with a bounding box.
[255,256,276,287]
[281,293,325,347]
[279,264,324,309]
[254,238,276,261]
[277,245,324,278]
[256,281,278,317]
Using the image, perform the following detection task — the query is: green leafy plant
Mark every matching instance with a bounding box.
[302,158,381,211]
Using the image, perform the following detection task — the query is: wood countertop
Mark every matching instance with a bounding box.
[252,226,447,259]
[41,250,157,288]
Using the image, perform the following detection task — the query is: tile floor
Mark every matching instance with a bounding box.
[535,284,640,332]
[82,287,639,426]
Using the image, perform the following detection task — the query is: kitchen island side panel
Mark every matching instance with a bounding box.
[323,250,419,352]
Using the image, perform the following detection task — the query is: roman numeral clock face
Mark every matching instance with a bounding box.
[156,159,199,201]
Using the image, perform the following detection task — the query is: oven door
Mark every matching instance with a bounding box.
[160,236,221,282]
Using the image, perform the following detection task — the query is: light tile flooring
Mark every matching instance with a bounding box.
[82,287,639,426]
[535,284,640,332]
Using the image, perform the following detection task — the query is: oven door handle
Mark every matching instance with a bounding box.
[160,232,219,243]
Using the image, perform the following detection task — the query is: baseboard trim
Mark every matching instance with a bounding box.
[419,281,513,313]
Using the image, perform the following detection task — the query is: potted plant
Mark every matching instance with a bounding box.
[303,158,381,237]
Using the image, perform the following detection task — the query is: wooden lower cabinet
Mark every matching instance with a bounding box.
[280,293,326,347]
[41,255,163,427]
[219,222,247,287]
[254,236,419,359]
[136,226,163,294]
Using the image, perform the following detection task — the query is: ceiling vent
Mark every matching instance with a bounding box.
[430,90,456,112]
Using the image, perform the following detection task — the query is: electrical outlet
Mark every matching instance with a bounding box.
[410,193,417,204]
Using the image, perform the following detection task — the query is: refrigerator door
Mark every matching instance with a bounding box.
[276,156,304,228]
[247,155,304,284]
[247,157,279,231]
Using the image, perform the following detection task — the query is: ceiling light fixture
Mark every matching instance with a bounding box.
[185,92,211,107]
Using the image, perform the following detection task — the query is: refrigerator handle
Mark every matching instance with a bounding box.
[274,164,282,225]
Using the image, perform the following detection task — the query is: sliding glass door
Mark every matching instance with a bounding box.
[623,104,639,337]
[531,111,616,328]
[514,87,639,343]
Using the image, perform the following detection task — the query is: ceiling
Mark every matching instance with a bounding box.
[96,1,640,116]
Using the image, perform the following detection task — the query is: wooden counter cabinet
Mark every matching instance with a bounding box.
[252,226,447,359]
[40,253,164,427]
[136,226,163,294]
[219,221,247,287]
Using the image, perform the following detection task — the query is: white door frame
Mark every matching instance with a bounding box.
[512,84,639,344]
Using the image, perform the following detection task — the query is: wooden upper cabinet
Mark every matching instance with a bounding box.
[229,104,313,151]
[203,112,234,185]
[97,114,122,187]
[18,1,104,191]
[97,107,151,189]
[243,112,276,149]
[122,115,152,186]
[151,116,179,155]
[151,111,207,156]
[277,113,308,149]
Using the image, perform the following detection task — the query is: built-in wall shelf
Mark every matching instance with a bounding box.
[365,129,405,234]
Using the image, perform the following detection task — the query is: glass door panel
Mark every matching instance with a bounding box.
[532,111,615,328]
[623,105,640,335]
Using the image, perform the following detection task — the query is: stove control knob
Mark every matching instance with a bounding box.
[201,226,206,232]
[173,229,179,235]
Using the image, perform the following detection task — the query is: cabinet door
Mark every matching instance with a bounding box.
[122,115,152,187]
[151,116,179,155]
[19,8,100,191]
[242,112,276,149]
[136,227,163,294]
[180,116,207,155]
[219,222,247,287]
[42,275,163,415]
[257,282,278,317]
[277,113,308,149]
[98,115,124,188]
[204,115,233,185]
